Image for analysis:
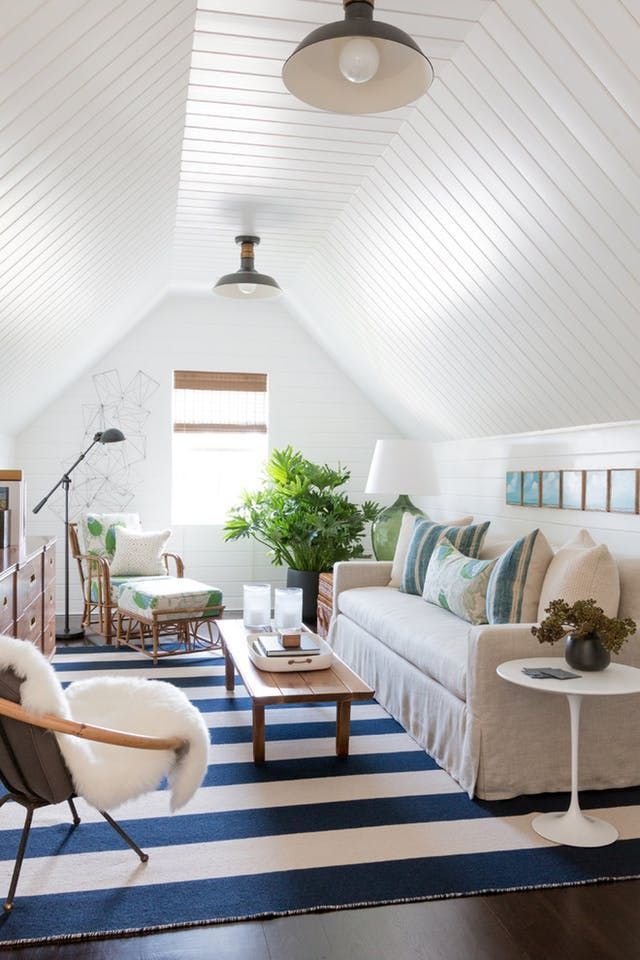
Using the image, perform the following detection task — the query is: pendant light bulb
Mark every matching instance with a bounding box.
[238,283,257,295]
[339,36,380,84]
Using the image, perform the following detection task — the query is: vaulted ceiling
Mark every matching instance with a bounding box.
[2,0,639,439]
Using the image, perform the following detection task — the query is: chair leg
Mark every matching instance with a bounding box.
[100,810,149,863]
[4,804,35,912]
[68,797,81,825]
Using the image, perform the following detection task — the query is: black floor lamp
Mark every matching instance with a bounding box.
[32,429,126,641]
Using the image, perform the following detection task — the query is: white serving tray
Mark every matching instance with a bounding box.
[247,633,334,672]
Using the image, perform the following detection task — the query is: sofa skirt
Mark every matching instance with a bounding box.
[329,613,480,797]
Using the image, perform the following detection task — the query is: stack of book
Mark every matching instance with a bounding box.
[253,633,322,658]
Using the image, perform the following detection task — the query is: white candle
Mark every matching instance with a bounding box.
[243,584,271,628]
[274,587,303,633]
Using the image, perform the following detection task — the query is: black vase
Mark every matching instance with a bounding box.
[564,632,611,671]
[286,569,320,623]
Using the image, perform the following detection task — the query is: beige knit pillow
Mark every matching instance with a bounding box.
[388,512,473,588]
[537,529,620,620]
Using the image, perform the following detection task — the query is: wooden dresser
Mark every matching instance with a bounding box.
[0,537,56,658]
[317,571,333,638]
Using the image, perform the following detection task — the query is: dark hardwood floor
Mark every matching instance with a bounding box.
[3,629,638,959]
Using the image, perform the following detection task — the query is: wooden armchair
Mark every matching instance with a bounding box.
[0,667,186,911]
[69,522,185,643]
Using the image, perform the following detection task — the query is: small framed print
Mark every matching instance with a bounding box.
[585,470,608,511]
[609,469,638,514]
[522,471,541,507]
[541,471,561,508]
[561,471,584,510]
[506,471,522,505]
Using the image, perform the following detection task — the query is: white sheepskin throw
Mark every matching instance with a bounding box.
[0,635,209,812]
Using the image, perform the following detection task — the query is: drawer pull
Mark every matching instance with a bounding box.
[2,597,6,608]
[30,573,36,583]
[30,617,36,627]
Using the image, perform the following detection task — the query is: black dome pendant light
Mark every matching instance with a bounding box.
[213,236,281,300]
[282,0,433,115]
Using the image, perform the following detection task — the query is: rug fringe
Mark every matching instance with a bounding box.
[2,872,639,951]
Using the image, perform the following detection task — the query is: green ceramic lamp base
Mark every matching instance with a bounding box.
[371,494,425,561]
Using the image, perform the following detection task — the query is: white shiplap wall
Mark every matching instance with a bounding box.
[421,421,640,556]
[0,436,16,469]
[289,0,640,441]
[17,293,398,613]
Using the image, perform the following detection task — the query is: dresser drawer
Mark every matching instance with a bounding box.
[17,556,43,609]
[43,581,56,625]
[17,598,42,646]
[42,615,56,659]
[44,547,56,586]
[0,572,15,633]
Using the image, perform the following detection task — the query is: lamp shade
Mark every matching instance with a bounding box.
[365,439,439,496]
[282,0,433,115]
[214,236,281,300]
[98,428,125,444]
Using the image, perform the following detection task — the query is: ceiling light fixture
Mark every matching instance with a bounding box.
[213,236,281,300]
[282,0,433,115]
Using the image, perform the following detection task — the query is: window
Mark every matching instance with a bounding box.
[172,371,268,525]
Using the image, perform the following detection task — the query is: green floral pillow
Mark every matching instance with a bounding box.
[80,512,141,559]
[423,538,497,625]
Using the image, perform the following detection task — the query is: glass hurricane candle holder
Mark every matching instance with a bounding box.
[243,583,271,630]
[274,587,303,633]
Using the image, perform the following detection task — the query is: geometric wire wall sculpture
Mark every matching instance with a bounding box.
[49,369,160,522]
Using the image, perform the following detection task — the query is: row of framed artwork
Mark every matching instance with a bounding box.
[506,469,639,514]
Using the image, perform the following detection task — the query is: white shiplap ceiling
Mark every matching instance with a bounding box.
[3,0,639,441]
[171,0,490,289]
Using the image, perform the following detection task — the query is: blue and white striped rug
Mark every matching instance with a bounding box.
[1,644,640,948]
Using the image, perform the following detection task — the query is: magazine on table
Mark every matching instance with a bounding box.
[253,633,322,657]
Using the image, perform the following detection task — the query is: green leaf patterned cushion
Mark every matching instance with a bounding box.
[401,519,490,596]
[423,539,497,624]
[80,513,141,559]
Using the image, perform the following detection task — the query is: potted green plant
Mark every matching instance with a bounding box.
[224,446,381,620]
[531,598,636,671]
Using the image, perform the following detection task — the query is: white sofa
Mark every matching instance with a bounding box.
[328,541,640,800]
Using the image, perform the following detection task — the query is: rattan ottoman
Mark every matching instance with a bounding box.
[116,577,224,664]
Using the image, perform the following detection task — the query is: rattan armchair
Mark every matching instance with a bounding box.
[69,522,184,643]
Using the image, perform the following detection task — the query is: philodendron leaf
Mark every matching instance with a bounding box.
[87,517,102,536]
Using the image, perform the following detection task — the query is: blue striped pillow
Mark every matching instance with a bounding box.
[400,519,490,596]
[486,529,553,623]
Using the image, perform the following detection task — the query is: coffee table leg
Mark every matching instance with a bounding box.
[223,640,235,691]
[252,703,265,763]
[336,700,351,757]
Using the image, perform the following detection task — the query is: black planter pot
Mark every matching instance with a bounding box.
[564,632,611,671]
[286,569,321,623]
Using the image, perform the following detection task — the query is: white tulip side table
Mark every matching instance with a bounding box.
[497,657,640,848]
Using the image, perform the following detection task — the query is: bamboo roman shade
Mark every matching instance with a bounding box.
[173,371,267,434]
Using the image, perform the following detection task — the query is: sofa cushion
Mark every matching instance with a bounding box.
[389,512,473,588]
[423,539,496,624]
[337,586,469,700]
[401,519,490,596]
[486,529,553,624]
[537,529,620,619]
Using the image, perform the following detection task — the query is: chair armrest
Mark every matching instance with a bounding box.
[467,622,543,715]
[73,553,110,572]
[333,560,393,611]
[0,698,187,752]
[163,552,184,577]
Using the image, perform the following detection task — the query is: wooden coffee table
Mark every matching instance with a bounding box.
[218,619,374,763]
